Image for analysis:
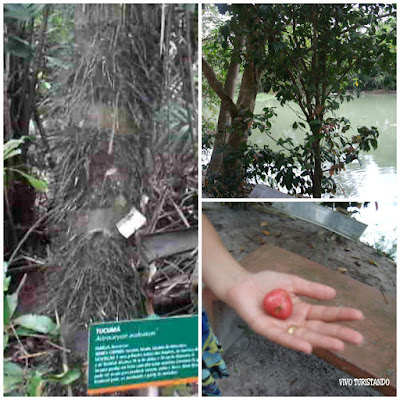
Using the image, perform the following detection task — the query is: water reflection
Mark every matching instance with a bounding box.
[334,155,397,199]
[252,93,396,198]
[355,202,397,261]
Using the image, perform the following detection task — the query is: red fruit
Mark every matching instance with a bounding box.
[263,289,293,320]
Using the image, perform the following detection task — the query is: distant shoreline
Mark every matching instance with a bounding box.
[360,89,396,94]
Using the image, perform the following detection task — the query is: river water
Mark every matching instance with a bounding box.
[354,201,397,261]
[252,92,397,199]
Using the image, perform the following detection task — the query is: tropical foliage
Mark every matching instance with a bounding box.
[203,4,396,197]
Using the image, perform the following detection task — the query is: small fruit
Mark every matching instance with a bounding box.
[263,289,293,320]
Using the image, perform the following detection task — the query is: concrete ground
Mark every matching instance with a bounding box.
[219,331,381,396]
[203,202,396,396]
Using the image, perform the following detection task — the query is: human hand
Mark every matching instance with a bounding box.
[225,270,364,354]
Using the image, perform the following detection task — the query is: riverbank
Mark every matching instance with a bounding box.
[360,89,396,94]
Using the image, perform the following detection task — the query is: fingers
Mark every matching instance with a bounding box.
[291,276,337,300]
[250,310,364,355]
[290,277,364,323]
[306,304,365,322]
[294,303,364,351]
[294,326,346,352]
[252,320,360,354]
[275,330,313,354]
[273,322,363,354]
[251,322,313,354]
[305,320,364,346]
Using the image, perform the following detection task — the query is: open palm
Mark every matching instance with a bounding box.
[225,270,364,354]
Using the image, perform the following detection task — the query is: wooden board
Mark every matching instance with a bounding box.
[240,244,396,396]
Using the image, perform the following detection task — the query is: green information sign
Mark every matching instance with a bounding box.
[87,315,198,395]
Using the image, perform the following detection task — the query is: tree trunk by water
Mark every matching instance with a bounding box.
[222,56,260,181]
[206,38,243,179]
[312,138,323,198]
[204,34,263,195]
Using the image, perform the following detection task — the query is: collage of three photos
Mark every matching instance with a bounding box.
[3,2,397,397]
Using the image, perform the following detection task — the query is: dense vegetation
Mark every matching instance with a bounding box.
[203,4,396,197]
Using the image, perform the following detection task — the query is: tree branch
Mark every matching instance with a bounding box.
[202,57,239,118]
[339,11,396,36]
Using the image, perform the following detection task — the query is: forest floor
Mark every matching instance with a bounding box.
[203,202,396,396]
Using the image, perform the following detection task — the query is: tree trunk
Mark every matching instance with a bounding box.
[312,138,323,198]
[206,53,242,178]
[203,32,264,195]
[221,38,261,186]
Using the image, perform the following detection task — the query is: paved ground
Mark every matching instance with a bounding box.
[220,332,381,396]
[203,202,396,396]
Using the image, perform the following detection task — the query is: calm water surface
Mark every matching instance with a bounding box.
[252,93,397,199]
[354,201,397,262]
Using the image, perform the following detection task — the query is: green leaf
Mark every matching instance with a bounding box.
[7,169,48,192]
[309,119,322,127]
[18,171,48,192]
[3,138,25,160]
[45,368,81,385]
[4,374,24,394]
[13,314,59,335]
[4,294,10,327]
[4,36,34,60]
[3,149,22,162]
[370,138,378,150]
[4,262,11,292]
[14,326,44,337]
[3,361,25,394]
[4,4,38,21]
[307,135,320,143]
[4,361,24,377]
[27,371,44,397]
[4,332,9,349]
[5,292,19,321]
[42,81,51,90]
